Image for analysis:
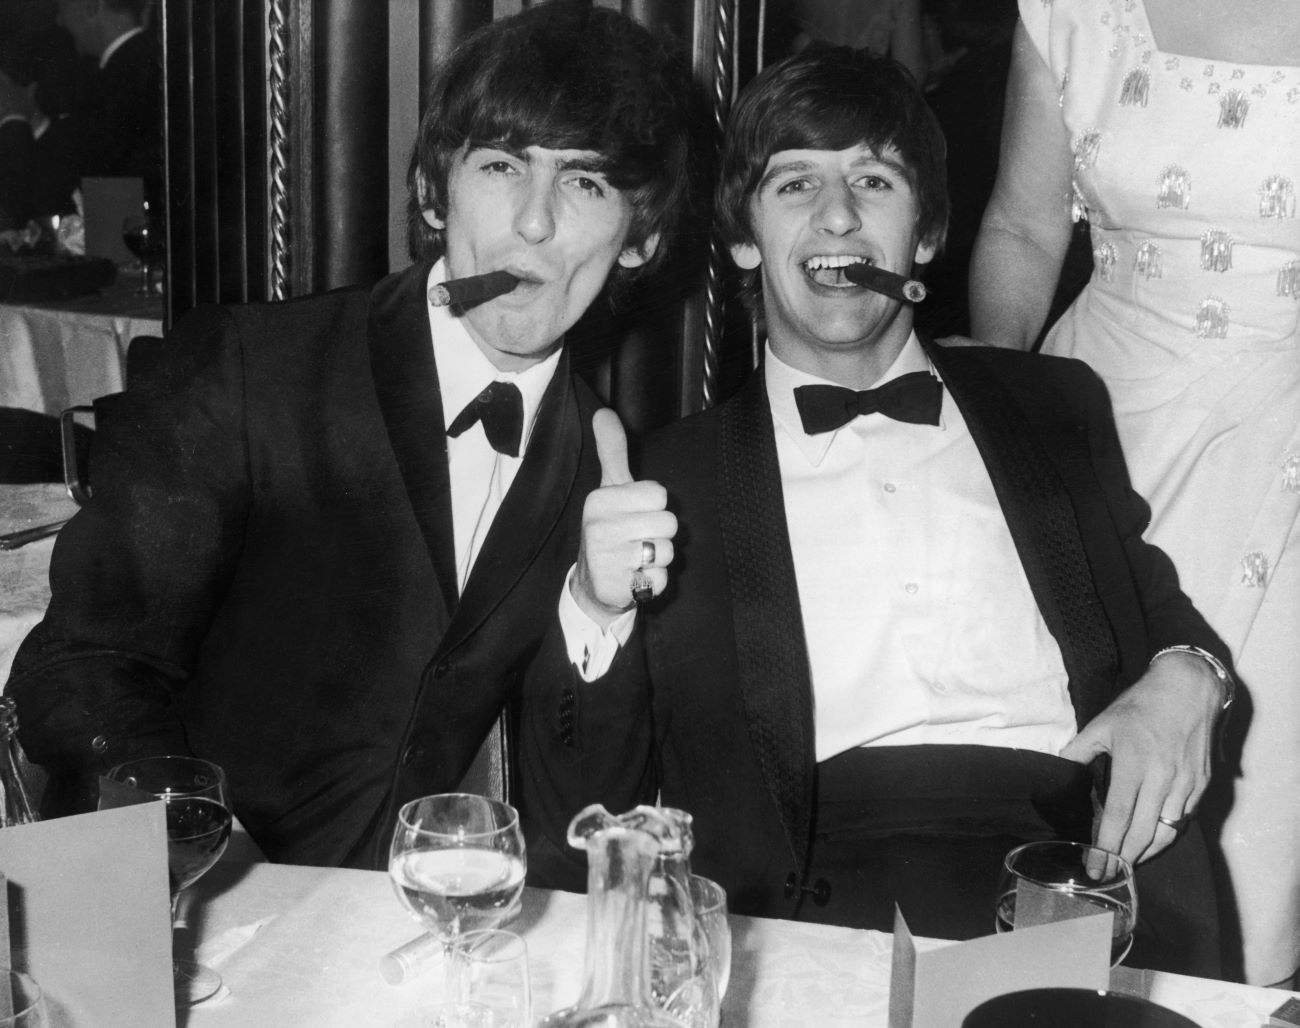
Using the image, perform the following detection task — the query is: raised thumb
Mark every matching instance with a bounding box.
[593,408,632,487]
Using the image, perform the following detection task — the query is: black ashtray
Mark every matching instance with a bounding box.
[963,989,1200,1027]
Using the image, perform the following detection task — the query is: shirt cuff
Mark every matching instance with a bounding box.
[558,564,637,682]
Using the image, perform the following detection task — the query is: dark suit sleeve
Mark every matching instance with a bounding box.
[5,304,253,815]
[518,609,659,891]
[1078,366,1231,675]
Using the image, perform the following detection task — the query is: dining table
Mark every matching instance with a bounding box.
[0,276,163,416]
[175,858,1297,1028]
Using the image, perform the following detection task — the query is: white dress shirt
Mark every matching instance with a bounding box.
[428,261,560,594]
[768,337,1077,761]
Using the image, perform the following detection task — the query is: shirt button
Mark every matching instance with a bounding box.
[90,734,108,754]
[882,482,897,493]
[904,582,919,595]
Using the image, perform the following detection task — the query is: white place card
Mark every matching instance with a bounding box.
[888,907,1111,1028]
[0,803,175,1027]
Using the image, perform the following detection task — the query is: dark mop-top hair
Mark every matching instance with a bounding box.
[406,0,704,283]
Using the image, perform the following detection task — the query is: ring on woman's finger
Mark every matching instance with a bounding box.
[640,539,656,567]
[1157,813,1190,831]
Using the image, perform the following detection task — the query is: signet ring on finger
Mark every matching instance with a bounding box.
[631,570,653,605]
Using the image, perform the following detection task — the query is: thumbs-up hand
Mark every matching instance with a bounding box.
[571,409,677,626]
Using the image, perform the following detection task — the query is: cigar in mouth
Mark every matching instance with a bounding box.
[427,270,521,309]
[843,262,927,304]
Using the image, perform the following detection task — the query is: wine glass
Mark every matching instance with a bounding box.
[105,756,233,1004]
[995,840,1137,966]
[389,794,527,1028]
[0,969,48,1027]
[121,207,165,296]
[448,930,531,1028]
[689,875,731,1004]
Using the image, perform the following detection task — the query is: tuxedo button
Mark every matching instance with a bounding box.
[882,482,897,493]
[784,872,798,899]
[90,734,109,755]
[904,582,918,595]
[400,743,420,766]
[433,662,450,679]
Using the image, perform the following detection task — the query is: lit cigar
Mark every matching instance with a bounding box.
[427,270,520,309]
[843,262,927,304]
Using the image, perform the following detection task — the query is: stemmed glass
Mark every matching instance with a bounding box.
[689,875,731,1004]
[0,969,48,1027]
[105,756,233,1004]
[120,205,165,296]
[389,794,527,1028]
[450,929,532,1028]
[995,840,1137,966]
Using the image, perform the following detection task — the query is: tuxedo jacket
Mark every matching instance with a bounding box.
[522,340,1228,918]
[8,261,603,869]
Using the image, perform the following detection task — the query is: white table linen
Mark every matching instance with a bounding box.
[181,861,1298,1028]
[0,283,162,415]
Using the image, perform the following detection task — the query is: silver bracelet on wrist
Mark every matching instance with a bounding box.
[1151,644,1235,711]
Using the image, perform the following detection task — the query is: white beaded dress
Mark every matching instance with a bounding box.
[1020,0,1300,984]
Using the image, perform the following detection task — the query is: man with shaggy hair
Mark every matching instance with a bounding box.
[527,46,1231,977]
[7,1,702,870]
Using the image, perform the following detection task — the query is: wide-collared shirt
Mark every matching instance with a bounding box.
[427,260,560,594]
[767,336,1077,761]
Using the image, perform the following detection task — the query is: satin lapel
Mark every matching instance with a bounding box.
[367,262,458,614]
[445,347,582,652]
[717,368,817,869]
[924,340,1119,724]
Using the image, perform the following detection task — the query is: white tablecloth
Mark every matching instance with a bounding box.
[179,862,1298,1028]
[0,483,76,684]
[0,282,162,415]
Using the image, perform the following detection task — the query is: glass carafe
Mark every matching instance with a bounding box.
[648,808,718,1028]
[0,697,38,827]
[537,804,688,1028]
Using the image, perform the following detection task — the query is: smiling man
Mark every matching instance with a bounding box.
[525,47,1233,977]
[6,2,700,871]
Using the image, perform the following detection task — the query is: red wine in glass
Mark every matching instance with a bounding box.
[122,215,165,295]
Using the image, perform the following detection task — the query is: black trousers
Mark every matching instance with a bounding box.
[801,745,1220,978]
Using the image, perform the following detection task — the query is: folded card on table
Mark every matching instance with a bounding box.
[0,802,175,1027]
[888,906,1111,1028]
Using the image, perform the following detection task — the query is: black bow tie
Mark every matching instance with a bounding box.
[793,372,943,434]
[447,380,524,457]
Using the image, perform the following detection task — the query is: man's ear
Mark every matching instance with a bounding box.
[911,241,938,269]
[730,241,761,271]
[617,232,660,269]
[414,171,445,229]
[913,231,941,267]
